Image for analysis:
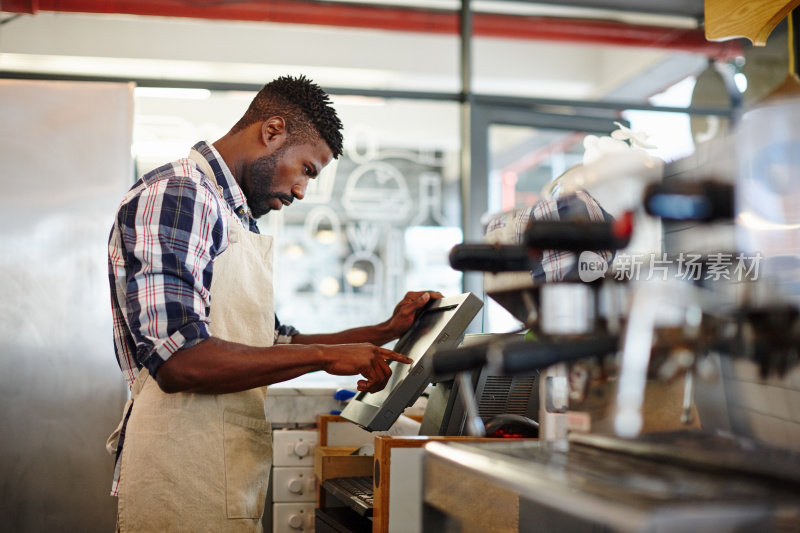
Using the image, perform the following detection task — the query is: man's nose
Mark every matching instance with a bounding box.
[292,181,307,200]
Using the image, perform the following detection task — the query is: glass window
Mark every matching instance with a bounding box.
[487,124,588,214]
[622,76,698,163]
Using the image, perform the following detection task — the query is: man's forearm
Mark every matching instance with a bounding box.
[292,291,438,348]
[292,322,395,347]
[156,337,327,394]
[155,336,411,395]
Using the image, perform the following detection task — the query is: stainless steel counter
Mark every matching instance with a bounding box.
[422,432,800,533]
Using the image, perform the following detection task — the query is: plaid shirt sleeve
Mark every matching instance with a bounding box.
[110,161,226,382]
[274,315,299,344]
[517,190,615,283]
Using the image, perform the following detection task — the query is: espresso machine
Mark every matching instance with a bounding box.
[422,103,800,532]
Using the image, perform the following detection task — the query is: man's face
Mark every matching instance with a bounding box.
[241,139,334,219]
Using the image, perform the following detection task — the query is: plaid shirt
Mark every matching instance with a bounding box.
[485,190,615,283]
[108,141,296,389]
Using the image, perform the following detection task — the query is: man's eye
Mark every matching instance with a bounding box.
[304,166,313,176]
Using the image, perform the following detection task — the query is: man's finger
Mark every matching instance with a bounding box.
[358,369,378,391]
[359,377,384,394]
[383,350,413,364]
[412,290,442,302]
[372,356,391,382]
[379,358,392,379]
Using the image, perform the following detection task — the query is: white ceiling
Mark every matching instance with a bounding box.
[0,9,708,101]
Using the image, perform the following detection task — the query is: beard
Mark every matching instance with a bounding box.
[241,145,294,218]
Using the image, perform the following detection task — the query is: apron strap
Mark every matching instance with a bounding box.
[106,370,150,455]
[188,148,226,198]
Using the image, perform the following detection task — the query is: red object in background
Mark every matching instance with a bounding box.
[487,428,532,438]
[1,0,742,60]
[613,211,635,240]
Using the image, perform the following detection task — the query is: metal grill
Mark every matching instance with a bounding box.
[478,375,536,419]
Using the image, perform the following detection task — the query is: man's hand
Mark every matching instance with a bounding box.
[382,291,443,339]
[320,343,413,393]
[291,290,444,351]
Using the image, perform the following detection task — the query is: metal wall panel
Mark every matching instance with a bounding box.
[0,79,133,532]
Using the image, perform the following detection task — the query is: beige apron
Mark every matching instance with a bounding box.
[112,149,275,532]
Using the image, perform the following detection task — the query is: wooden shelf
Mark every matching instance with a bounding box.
[314,446,374,485]
[705,0,800,46]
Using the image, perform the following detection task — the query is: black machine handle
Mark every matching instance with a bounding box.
[432,334,620,376]
[448,212,633,273]
[522,211,633,252]
[644,180,734,222]
[448,243,532,272]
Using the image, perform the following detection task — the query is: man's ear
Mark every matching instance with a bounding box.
[261,117,286,145]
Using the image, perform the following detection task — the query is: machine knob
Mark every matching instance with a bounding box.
[293,440,310,457]
[288,477,304,494]
[288,513,303,529]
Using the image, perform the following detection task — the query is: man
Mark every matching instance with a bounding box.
[107,75,440,532]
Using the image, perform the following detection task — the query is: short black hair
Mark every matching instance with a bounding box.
[231,75,344,158]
